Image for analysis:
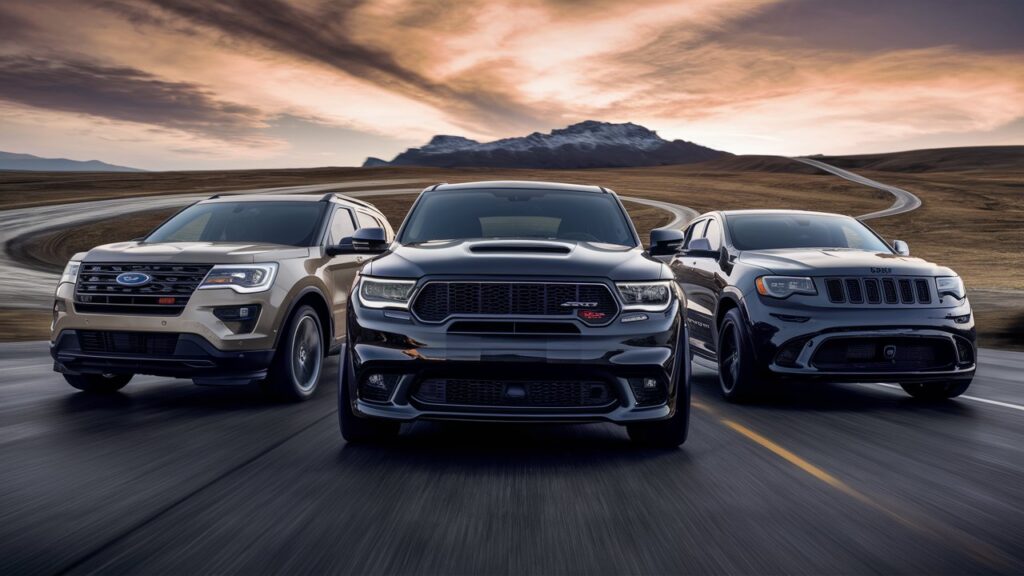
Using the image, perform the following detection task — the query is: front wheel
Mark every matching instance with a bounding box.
[64,373,132,393]
[717,308,765,402]
[338,344,401,443]
[900,378,973,400]
[263,305,324,402]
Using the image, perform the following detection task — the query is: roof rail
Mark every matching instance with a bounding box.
[428,182,448,191]
[320,192,374,209]
[208,194,221,199]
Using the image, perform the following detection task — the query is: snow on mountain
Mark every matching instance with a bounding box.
[365,121,729,168]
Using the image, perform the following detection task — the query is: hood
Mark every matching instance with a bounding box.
[367,239,666,281]
[83,241,309,263]
[738,249,955,277]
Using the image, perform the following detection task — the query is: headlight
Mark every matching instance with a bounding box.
[617,281,673,311]
[755,276,817,298]
[60,260,81,285]
[199,264,277,293]
[936,276,965,299]
[359,277,416,309]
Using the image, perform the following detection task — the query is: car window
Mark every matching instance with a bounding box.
[703,218,722,250]
[726,213,893,252]
[399,189,637,246]
[146,201,327,246]
[329,208,356,244]
[683,219,705,248]
[356,212,379,229]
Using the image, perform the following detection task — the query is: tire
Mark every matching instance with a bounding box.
[262,305,324,402]
[627,329,690,448]
[338,344,401,443]
[716,308,765,402]
[900,377,973,400]
[64,373,132,393]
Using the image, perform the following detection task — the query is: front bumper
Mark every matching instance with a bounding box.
[742,292,977,383]
[51,330,275,383]
[345,298,686,424]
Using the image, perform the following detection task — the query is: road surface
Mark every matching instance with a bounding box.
[1,342,1021,574]
[793,157,922,220]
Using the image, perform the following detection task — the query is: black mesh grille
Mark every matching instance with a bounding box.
[78,331,179,355]
[413,379,614,408]
[75,263,213,315]
[412,282,618,325]
[811,337,956,372]
[823,277,934,305]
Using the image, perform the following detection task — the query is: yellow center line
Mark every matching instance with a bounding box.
[692,401,1010,569]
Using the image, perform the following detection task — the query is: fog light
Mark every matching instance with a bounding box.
[359,373,401,403]
[621,312,648,323]
[627,377,667,407]
[213,305,261,333]
[948,313,971,324]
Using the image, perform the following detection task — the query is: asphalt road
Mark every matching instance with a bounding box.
[792,157,923,220]
[1,342,1022,574]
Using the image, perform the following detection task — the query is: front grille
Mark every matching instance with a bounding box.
[824,276,934,305]
[75,263,213,315]
[413,379,615,409]
[412,282,618,325]
[78,330,179,356]
[811,336,956,372]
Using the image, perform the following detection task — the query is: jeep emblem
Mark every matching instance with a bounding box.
[870,267,892,274]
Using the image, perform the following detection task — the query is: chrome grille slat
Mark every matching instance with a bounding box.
[74,263,212,316]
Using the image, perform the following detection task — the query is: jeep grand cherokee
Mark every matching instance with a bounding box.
[671,209,976,401]
[50,192,393,401]
[338,181,691,447]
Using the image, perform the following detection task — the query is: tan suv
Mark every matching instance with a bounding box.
[50,192,393,400]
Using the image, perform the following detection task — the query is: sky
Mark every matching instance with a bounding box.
[1,0,1022,170]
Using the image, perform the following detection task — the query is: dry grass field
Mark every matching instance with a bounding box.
[1,155,1020,348]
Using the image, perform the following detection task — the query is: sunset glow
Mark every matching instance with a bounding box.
[1,0,1022,169]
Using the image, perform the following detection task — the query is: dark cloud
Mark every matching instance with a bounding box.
[94,0,552,133]
[715,0,1024,52]
[0,55,267,142]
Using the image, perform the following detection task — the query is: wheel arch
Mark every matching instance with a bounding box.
[276,286,333,355]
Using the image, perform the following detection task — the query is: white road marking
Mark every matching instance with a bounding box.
[862,382,1024,413]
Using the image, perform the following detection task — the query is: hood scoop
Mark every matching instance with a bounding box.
[469,241,572,255]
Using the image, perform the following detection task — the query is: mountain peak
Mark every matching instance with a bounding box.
[362,121,729,168]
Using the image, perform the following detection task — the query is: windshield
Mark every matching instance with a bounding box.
[399,189,637,246]
[726,213,892,252]
[146,201,326,246]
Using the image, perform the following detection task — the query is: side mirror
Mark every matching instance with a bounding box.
[892,240,910,256]
[649,228,685,256]
[326,227,388,256]
[683,237,719,258]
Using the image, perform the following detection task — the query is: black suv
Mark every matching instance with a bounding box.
[337,181,691,447]
[667,210,976,401]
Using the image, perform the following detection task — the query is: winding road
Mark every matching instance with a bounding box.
[3,164,1021,574]
[793,157,923,220]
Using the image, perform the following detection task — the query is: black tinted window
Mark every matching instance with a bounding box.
[400,189,636,246]
[726,213,892,252]
[146,202,326,246]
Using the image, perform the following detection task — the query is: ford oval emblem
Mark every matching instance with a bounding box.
[116,272,152,286]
